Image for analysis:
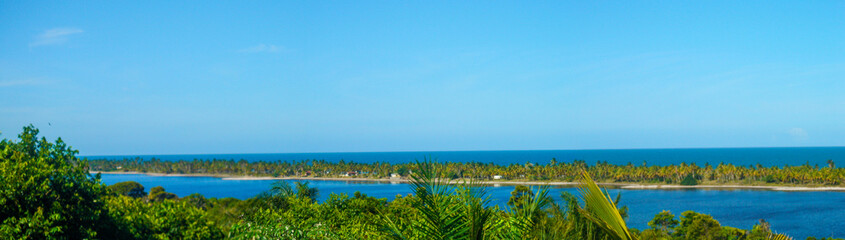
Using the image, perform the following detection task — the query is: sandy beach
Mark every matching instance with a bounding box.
[91,171,845,192]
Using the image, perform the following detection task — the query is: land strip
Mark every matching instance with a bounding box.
[91,171,845,192]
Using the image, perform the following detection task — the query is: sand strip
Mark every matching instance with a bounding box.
[91,171,845,192]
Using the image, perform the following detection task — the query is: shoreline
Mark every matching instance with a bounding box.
[91,171,845,192]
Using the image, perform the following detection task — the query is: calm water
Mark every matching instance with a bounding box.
[100,174,845,239]
[84,147,845,167]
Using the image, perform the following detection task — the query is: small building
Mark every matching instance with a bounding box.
[343,171,358,177]
[492,175,503,180]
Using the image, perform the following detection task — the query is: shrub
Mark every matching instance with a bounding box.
[0,125,110,239]
[680,174,698,186]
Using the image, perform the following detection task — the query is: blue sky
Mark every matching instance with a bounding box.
[1,1,844,155]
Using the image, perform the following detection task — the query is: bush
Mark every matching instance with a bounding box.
[680,174,698,186]
[108,181,147,198]
[102,195,224,240]
[764,175,777,183]
[0,125,110,239]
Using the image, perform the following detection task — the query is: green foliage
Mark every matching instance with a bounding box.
[294,181,319,202]
[319,192,389,238]
[648,210,678,232]
[149,186,178,201]
[227,197,335,239]
[0,125,110,239]
[102,195,224,240]
[184,193,211,210]
[507,185,535,209]
[673,211,743,240]
[108,181,147,198]
[204,197,246,230]
[382,159,475,239]
[679,174,698,186]
[577,170,637,240]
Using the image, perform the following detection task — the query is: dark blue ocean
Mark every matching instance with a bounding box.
[99,174,845,239]
[84,147,845,167]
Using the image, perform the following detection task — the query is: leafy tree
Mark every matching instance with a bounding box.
[108,181,147,198]
[679,174,698,186]
[102,195,224,239]
[204,197,245,230]
[149,186,178,201]
[0,125,110,239]
[507,185,535,209]
[183,193,211,210]
[295,181,319,202]
[674,211,725,240]
[648,210,678,233]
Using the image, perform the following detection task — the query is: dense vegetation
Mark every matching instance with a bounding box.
[3,126,842,239]
[89,154,843,187]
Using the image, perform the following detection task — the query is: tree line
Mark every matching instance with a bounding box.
[88,154,843,186]
[4,125,843,239]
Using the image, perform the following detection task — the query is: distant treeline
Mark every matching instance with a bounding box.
[88,156,843,186]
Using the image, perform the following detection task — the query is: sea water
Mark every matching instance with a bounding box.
[99,173,845,238]
[84,147,845,167]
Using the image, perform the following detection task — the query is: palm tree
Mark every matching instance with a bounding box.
[577,170,637,240]
[380,159,475,239]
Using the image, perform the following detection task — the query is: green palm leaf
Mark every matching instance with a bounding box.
[577,170,637,240]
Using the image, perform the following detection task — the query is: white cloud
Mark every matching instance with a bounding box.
[238,44,282,53]
[788,128,808,140]
[30,28,84,47]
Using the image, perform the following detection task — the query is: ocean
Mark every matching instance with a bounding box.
[84,147,845,167]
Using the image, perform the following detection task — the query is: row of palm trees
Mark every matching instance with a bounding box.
[88,157,843,186]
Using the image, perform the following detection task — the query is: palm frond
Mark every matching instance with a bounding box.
[577,170,636,240]
[769,233,793,240]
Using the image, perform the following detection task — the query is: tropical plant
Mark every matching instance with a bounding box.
[108,181,148,198]
[577,170,637,240]
[0,125,110,239]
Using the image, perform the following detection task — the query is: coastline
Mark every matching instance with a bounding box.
[91,171,845,192]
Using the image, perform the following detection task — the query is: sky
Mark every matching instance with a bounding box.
[1,1,844,155]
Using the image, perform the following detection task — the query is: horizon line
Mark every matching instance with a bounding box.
[79,145,845,157]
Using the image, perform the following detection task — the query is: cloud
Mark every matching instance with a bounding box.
[788,128,808,140]
[238,44,282,53]
[30,28,84,47]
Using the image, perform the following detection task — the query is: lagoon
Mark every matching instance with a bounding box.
[100,173,845,239]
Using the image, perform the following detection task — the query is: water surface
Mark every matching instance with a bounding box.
[100,173,845,239]
[84,147,845,167]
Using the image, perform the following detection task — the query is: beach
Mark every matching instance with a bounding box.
[91,171,845,192]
